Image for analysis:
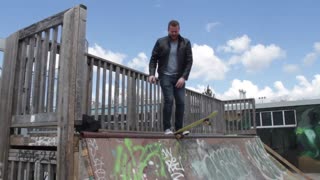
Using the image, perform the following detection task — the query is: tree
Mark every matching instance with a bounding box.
[203,85,214,97]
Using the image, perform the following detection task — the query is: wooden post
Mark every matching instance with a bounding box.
[0,33,19,180]
[56,5,87,180]
[0,38,5,51]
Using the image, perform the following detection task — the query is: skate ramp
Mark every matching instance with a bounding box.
[81,132,300,180]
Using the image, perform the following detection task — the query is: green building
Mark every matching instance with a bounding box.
[256,99,320,173]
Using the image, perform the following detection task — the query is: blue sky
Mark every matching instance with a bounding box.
[1,0,319,103]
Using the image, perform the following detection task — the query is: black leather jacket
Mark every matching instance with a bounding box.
[149,35,193,80]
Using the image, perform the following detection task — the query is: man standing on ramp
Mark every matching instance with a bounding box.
[149,20,193,135]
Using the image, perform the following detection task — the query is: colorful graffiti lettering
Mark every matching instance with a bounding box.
[162,147,185,180]
[245,140,286,180]
[296,108,320,160]
[87,139,107,180]
[190,139,253,180]
[113,139,167,179]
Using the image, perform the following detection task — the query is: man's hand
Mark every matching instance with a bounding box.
[148,75,157,84]
[175,77,185,88]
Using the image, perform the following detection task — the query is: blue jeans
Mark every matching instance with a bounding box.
[159,74,185,131]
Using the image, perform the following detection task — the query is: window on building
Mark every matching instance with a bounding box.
[256,109,296,128]
[256,112,261,126]
[284,110,295,125]
[261,112,272,126]
[273,111,283,125]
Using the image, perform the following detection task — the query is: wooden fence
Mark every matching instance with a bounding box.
[0,5,87,180]
[85,53,255,134]
[0,4,256,180]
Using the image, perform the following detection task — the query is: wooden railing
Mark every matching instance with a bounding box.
[85,53,256,134]
[224,98,256,134]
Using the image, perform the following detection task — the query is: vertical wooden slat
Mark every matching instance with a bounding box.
[47,26,58,112]
[57,5,87,180]
[153,81,157,131]
[34,162,40,180]
[235,102,239,132]
[140,75,145,131]
[55,25,62,112]
[245,100,250,131]
[107,63,113,129]
[205,97,208,133]
[210,97,214,133]
[25,162,30,180]
[48,164,52,180]
[252,99,256,132]
[94,60,100,121]
[14,39,27,115]
[145,79,149,131]
[126,70,131,130]
[17,161,23,180]
[9,161,15,180]
[231,101,234,133]
[101,62,106,129]
[121,68,125,130]
[185,91,190,127]
[234,101,237,133]
[149,80,153,131]
[114,66,120,130]
[23,37,36,114]
[239,99,243,132]
[39,30,50,113]
[32,33,43,114]
[74,20,88,121]
[225,102,229,134]
[135,73,140,131]
[131,72,137,131]
[0,33,19,180]
[248,100,252,129]
[157,81,162,131]
[160,86,164,131]
[87,58,93,114]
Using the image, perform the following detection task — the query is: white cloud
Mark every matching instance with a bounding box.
[303,42,320,66]
[218,35,251,53]
[190,44,229,81]
[202,75,320,103]
[220,35,285,72]
[240,44,285,72]
[283,64,300,74]
[88,43,126,64]
[303,52,317,66]
[205,22,220,32]
[315,42,320,52]
[127,52,149,74]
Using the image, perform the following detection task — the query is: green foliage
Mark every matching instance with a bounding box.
[202,85,214,97]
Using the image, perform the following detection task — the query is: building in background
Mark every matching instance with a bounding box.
[256,99,320,173]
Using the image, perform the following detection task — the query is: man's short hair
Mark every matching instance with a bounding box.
[168,20,180,29]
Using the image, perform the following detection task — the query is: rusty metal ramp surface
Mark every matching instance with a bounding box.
[81,131,299,180]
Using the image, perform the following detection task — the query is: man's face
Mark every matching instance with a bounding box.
[168,25,180,40]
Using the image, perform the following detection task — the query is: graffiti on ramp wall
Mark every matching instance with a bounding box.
[84,136,298,180]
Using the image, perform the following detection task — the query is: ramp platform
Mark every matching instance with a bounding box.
[80,131,300,180]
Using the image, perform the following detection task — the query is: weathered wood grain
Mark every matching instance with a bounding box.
[56,5,87,180]
[0,32,19,180]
